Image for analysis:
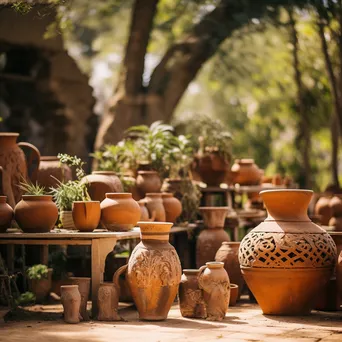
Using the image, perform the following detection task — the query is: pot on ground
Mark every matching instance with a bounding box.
[14,195,58,233]
[69,277,91,321]
[28,268,52,303]
[61,285,81,324]
[72,201,101,232]
[0,196,13,232]
[229,284,239,306]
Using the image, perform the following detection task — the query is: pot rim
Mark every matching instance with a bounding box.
[22,195,53,201]
[137,170,159,175]
[105,193,132,199]
[260,189,313,195]
[183,269,200,274]
[145,193,162,197]
[161,192,174,198]
[40,156,59,161]
[73,200,100,204]
[230,284,239,289]
[205,261,224,268]
[240,266,332,272]
[222,241,240,245]
[91,171,117,175]
[69,277,91,281]
[0,132,19,137]
[199,206,230,211]
[61,285,79,289]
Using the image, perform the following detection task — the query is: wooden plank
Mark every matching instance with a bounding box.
[0,239,91,245]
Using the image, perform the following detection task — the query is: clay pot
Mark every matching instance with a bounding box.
[144,193,166,222]
[81,171,123,202]
[72,201,101,232]
[272,174,283,186]
[197,208,230,268]
[239,189,337,315]
[69,277,90,321]
[0,133,40,208]
[162,193,182,223]
[215,242,244,298]
[314,196,332,226]
[330,196,342,217]
[179,269,206,318]
[60,210,76,230]
[329,216,342,231]
[114,221,182,321]
[61,285,81,324]
[231,159,262,186]
[136,171,162,197]
[37,156,72,189]
[138,200,150,221]
[194,152,230,186]
[315,277,339,311]
[229,284,239,306]
[198,262,230,321]
[97,282,122,321]
[14,195,58,233]
[0,196,13,232]
[337,251,342,310]
[100,193,140,231]
[28,268,52,303]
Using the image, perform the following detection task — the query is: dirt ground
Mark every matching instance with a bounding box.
[1,302,342,342]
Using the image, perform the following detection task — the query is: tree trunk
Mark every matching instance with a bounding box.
[289,9,312,188]
[331,113,340,186]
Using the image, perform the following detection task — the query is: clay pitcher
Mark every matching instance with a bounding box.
[60,285,82,324]
[114,221,182,321]
[179,269,206,318]
[144,193,166,222]
[0,133,40,208]
[198,262,230,321]
[97,282,122,321]
[0,196,13,233]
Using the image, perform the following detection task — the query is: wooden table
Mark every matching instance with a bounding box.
[0,225,196,316]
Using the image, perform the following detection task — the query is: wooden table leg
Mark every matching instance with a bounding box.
[40,246,49,265]
[91,238,117,318]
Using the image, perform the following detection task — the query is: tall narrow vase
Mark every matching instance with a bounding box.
[239,189,337,315]
[114,221,182,321]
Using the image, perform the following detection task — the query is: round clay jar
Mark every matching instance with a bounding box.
[100,193,140,231]
[161,193,182,223]
[0,196,13,232]
[231,159,262,185]
[136,171,162,197]
[314,196,332,226]
[330,196,342,217]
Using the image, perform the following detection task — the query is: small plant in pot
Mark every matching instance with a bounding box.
[50,154,100,231]
[14,181,58,233]
[27,264,52,303]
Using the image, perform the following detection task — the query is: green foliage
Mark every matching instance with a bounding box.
[18,180,46,196]
[27,265,48,280]
[178,179,201,224]
[15,292,36,306]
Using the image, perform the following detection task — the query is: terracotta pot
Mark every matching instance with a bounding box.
[239,189,337,315]
[72,201,101,232]
[122,175,141,201]
[81,171,123,202]
[60,210,76,230]
[114,221,182,321]
[97,282,122,321]
[330,196,342,217]
[161,193,182,223]
[272,174,283,186]
[37,156,72,189]
[195,152,230,186]
[136,171,162,197]
[14,195,58,233]
[314,196,332,226]
[231,159,262,186]
[179,269,206,318]
[229,284,239,306]
[199,207,229,229]
[144,193,166,222]
[215,242,244,298]
[337,251,342,310]
[196,208,231,268]
[138,200,150,221]
[315,277,339,311]
[61,285,81,324]
[0,133,40,208]
[100,193,140,231]
[0,196,13,233]
[198,262,230,321]
[69,277,90,321]
[329,216,342,231]
[28,268,52,303]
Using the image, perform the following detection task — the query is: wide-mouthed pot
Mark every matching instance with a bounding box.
[72,201,101,232]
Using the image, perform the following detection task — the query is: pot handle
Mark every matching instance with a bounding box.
[18,142,41,183]
[197,265,207,289]
[113,264,128,291]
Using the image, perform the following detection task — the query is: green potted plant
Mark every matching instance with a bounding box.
[27,264,52,303]
[14,180,58,233]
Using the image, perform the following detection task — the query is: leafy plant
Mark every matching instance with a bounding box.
[50,154,90,211]
[179,179,201,224]
[15,292,36,306]
[27,264,48,280]
[18,179,46,196]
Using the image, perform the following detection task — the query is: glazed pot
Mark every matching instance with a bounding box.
[100,193,140,231]
[97,282,122,321]
[0,133,40,208]
[28,268,52,303]
[229,284,239,306]
[198,262,230,321]
[14,195,58,233]
[136,171,162,197]
[239,189,337,315]
[81,171,123,202]
[61,285,81,324]
[114,221,182,321]
[144,193,166,222]
[0,196,13,232]
[179,269,206,318]
[72,201,101,232]
[37,156,72,189]
[162,193,182,223]
[314,196,332,226]
[197,207,230,268]
[215,242,244,298]
[231,159,262,186]
[60,210,76,230]
[138,200,150,221]
[69,277,91,321]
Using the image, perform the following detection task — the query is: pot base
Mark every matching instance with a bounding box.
[241,267,332,315]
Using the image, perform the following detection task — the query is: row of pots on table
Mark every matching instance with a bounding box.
[0,192,182,233]
[315,195,342,228]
